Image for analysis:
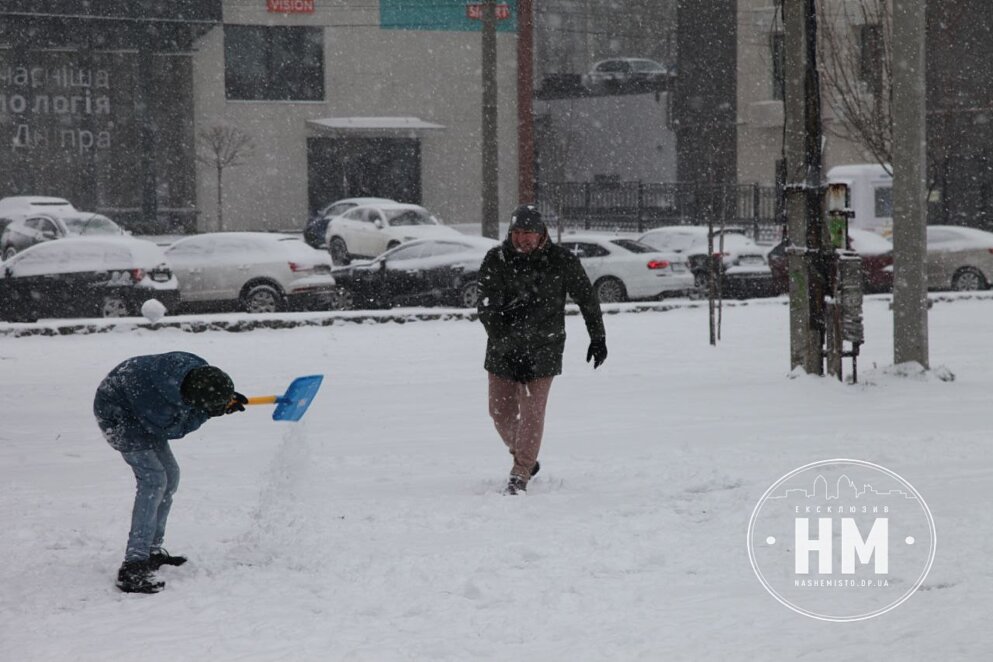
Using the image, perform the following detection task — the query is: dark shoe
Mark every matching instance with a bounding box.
[530,461,540,478]
[149,548,187,570]
[503,474,528,496]
[116,560,165,594]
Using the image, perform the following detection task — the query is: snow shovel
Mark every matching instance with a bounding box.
[246,375,324,422]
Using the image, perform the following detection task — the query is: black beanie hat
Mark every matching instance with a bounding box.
[510,204,546,233]
[181,365,235,412]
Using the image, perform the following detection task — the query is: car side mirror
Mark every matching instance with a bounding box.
[41,230,56,239]
[374,219,384,229]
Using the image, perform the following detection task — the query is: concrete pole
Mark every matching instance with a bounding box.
[783,0,825,374]
[517,0,535,203]
[481,0,500,239]
[891,0,929,368]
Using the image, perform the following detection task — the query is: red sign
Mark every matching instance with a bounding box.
[267,0,314,13]
[466,3,511,21]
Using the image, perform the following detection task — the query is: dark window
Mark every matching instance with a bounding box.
[874,186,893,217]
[561,242,609,258]
[225,25,324,101]
[771,32,785,101]
[860,24,883,97]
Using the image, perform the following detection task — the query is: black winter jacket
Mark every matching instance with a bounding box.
[477,237,605,380]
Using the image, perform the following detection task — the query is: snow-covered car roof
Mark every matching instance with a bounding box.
[3,236,168,272]
[848,229,892,256]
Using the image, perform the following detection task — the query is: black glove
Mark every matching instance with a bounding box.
[586,338,608,369]
[506,351,536,384]
[225,392,248,415]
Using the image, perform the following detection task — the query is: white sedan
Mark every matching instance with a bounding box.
[556,233,694,302]
[325,202,462,264]
[165,233,335,313]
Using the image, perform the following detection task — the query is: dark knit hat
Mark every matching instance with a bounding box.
[181,365,235,413]
[510,204,546,233]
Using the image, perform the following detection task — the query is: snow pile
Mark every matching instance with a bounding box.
[141,298,167,323]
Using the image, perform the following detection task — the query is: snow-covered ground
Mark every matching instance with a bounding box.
[1,296,991,660]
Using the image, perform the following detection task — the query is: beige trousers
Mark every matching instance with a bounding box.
[487,373,555,481]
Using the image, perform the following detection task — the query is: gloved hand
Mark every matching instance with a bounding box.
[506,351,536,384]
[586,338,608,369]
[225,392,248,415]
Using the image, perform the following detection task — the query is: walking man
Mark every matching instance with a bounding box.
[477,204,607,495]
[93,352,247,593]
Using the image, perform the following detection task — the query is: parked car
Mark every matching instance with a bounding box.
[766,228,894,294]
[1,212,125,260]
[303,197,396,249]
[556,233,694,303]
[925,225,993,291]
[0,236,178,322]
[637,226,773,298]
[325,202,463,264]
[165,233,335,314]
[583,58,670,92]
[332,236,499,310]
[0,195,79,221]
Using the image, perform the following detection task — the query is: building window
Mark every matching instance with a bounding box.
[224,25,324,101]
[860,24,883,97]
[771,32,785,101]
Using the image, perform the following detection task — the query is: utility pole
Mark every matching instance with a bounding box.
[517,0,535,203]
[783,0,827,374]
[891,0,929,367]
[481,0,500,239]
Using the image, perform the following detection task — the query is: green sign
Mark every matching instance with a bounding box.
[380,1,518,32]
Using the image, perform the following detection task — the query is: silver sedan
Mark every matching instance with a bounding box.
[926,225,993,291]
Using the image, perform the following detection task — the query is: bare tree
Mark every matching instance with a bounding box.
[816,0,893,172]
[196,125,255,231]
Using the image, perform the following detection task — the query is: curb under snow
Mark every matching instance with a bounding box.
[1,291,992,338]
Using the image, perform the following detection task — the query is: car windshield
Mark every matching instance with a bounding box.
[384,209,437,226]
[63,215,121,236]
[611,238,655,253]
[630,60,664,72]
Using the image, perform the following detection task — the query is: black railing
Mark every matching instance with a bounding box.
[537,181,784,243]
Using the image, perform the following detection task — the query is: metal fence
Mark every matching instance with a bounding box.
[537,181,784,243]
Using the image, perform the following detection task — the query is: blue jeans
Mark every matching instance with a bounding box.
[120,442,180,563]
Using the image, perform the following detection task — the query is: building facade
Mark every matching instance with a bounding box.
[737,0,993,229]
[0,1,522,234]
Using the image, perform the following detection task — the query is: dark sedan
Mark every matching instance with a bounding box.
[332,236,498,310]
[767,229,894,294]
[0,237,178,322]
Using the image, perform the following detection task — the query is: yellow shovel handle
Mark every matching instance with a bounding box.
[247,395,279,405]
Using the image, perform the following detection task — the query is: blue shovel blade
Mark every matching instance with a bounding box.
[273,375,324,422]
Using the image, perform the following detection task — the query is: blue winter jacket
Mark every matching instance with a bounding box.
[93,352,213,452]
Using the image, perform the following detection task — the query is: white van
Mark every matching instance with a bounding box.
[826,164,893,237]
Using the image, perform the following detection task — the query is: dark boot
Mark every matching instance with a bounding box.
[148,548,187,570]
[530,461,540,478]
[116,560,165,594]
[503,474,528,496]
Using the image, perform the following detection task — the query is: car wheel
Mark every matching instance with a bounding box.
[458,281,480,308]
[329,237,350,266]
[330,287,355,311]
[595,276,627,303]
[3,247,16,261]
[952,267,987,291]
[100,296,130,318]
[387,240,401,251]
[241,283,283,314]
